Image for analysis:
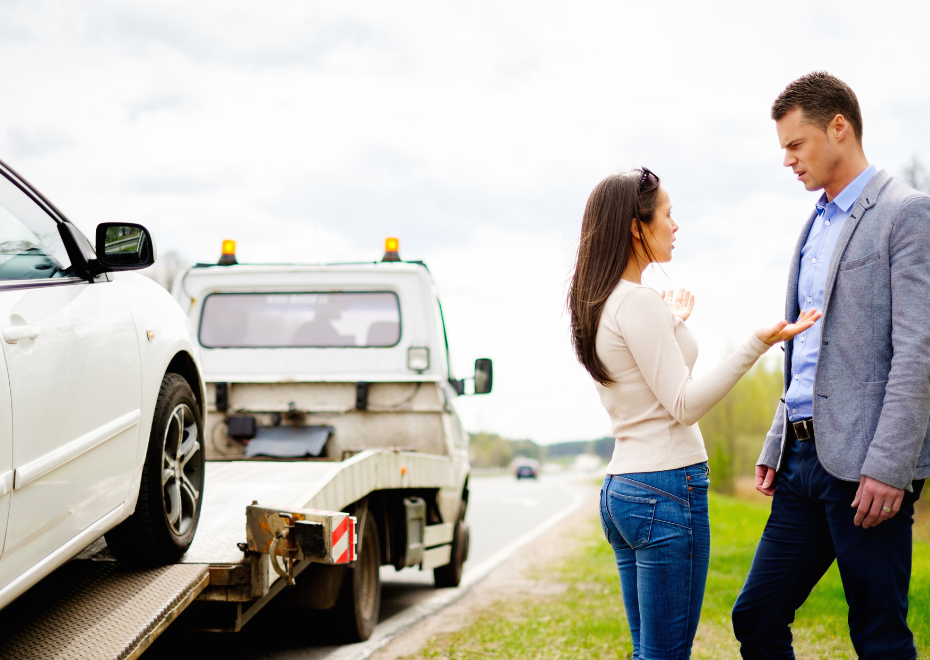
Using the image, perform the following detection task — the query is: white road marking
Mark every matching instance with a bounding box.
[323,477,587,660]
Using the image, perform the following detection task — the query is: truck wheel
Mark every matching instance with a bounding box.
[334,512,381,642]
[434,519,469,588]
[106,374,205,566]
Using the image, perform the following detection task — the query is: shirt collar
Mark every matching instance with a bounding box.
[827,164,878,213]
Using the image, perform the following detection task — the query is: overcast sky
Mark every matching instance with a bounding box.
[2,1,930,443]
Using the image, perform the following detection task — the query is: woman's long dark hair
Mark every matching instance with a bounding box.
[567,169,662,385]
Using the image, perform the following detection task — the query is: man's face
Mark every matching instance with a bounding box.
[775,107,840,193]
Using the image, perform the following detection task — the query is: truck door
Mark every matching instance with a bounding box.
[0,173,142,569]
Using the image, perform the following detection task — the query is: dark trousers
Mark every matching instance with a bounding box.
[732,430,923,660]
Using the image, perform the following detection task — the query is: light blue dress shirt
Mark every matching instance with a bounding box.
[785,165,877,422]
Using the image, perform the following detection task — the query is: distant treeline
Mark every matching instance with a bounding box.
[468,434,614,469]
[470,360,784,494]
[699,360,783,494]
[468,433,544,469]
[545,438,614,462]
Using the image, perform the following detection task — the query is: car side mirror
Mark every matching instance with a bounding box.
[95,223,156,272]
[474,358,493,395]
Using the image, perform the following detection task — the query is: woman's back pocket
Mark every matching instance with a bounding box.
[606,491,657,549]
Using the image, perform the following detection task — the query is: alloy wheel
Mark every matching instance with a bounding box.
[161,403,202,536]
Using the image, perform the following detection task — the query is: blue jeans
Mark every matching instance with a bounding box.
[600,463,711,660]
[732,432,924,660]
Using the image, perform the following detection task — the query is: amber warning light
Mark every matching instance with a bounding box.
[218,239,238,266]
[382,237,400,262]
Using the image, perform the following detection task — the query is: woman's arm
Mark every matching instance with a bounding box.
[617,288,817,426]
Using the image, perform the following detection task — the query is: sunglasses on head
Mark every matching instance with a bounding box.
[638,167,658,191]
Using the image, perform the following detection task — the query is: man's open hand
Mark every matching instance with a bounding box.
[755,465,777,496]
[852,475,904,528]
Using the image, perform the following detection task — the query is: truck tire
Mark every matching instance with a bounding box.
[106,374,205,566]
[334,511,382,642]
[434,519,469,588]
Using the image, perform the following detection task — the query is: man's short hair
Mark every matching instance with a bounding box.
[771,71,863,143]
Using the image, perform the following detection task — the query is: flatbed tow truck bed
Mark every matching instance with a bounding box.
[0,450,453,659]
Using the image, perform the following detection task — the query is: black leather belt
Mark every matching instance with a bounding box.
[791,418,814,441]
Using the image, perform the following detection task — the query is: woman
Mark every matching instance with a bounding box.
[567,168,819,659]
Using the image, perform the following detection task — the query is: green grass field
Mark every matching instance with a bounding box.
[410,493,930,660]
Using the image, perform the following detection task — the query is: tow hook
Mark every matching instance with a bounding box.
[269,514,298,585]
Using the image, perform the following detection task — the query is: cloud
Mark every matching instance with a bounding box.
[261,145,586,254]
[130,176,222,195]
[5,127,75,159]
[2,0,930,443]
[82,3,404,73]
[127,94,194,121]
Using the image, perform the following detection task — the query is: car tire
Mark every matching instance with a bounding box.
[334,512,382,642]
[106,374,205,566]
[433,518,469,588]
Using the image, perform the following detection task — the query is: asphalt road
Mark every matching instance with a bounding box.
[142,470,586,660]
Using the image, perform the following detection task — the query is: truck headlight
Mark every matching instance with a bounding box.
[407,347,429,372]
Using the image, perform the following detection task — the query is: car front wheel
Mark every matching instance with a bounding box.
[106,373,205,566]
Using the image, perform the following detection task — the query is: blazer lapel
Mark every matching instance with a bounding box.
[821,170,892,319]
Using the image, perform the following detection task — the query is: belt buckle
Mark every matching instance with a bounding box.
[793,419,812,441]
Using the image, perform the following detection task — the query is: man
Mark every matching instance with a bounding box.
[731,71,930,659]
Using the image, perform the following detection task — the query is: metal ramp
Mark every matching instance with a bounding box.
[184,452,451,564]
[0,451,453,657]
[0,560,208,659]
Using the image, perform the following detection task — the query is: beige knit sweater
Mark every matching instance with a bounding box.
[595,280,770,475]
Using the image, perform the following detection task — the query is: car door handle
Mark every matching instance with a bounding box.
[3,325,41,343]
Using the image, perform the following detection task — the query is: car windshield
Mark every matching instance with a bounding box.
[0,174,73,280]
[199,291,401,348]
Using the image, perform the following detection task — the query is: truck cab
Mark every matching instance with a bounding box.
[172,239,490,640]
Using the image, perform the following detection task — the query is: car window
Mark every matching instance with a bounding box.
[0,173,74,281]
[199,291,401,348]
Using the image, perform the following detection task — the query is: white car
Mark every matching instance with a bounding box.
[0,159,206,611]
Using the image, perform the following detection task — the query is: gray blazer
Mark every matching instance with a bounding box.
[758,170,930,489]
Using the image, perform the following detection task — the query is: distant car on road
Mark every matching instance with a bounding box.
[0,159,206,612]
[514,458,540,479]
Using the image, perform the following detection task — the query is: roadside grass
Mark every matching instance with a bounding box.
[410,492,930,660]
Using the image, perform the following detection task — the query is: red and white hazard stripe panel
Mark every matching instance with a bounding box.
[331,515,357,564]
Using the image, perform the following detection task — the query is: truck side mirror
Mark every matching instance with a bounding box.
[94,223,156,272]
[474,358,493,395]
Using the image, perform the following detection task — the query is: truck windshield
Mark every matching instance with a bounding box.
[199,292,401,348]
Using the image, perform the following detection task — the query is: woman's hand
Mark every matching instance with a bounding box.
[755,309,823,346]
[660,288,695,322]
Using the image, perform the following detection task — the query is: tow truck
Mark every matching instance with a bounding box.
[0,238,490,657]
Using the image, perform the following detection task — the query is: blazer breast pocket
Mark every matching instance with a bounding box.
[839,251,880,271]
